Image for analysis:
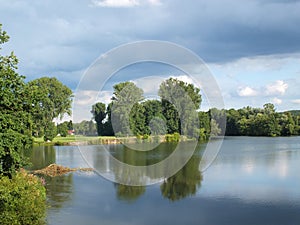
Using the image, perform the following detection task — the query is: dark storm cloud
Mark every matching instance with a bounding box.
[1,0,300,89]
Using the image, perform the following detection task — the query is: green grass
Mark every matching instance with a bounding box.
[33,135,116,145]
[33,135,96,144]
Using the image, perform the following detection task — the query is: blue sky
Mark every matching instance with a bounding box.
[1,0,300,121]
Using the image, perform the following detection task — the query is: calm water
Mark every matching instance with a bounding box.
[28,137,300,225]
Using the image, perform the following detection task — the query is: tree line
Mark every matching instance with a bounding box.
[224,103,300,136]
[91,81,300,139]
[91,78,205,139]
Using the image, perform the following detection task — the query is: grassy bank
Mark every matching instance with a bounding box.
[33,135,101,145]
[33,133,193,146]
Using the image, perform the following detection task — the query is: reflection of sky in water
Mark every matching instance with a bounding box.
[42,136,300,225]
[199,136,300,205]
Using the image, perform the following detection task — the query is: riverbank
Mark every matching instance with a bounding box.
[33,134,193,146]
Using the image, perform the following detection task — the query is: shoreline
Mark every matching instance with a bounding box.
[33,134,194,146]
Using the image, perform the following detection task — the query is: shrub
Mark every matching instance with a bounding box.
[0,170,46,225]
[165,133,180,142]
[44,122,57,142]
[0,131,32,178]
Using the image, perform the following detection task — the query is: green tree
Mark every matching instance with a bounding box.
[67,120,73,130]
[230,104,281,137]
[198,111,211,140]
[0,24,47,224]
[0,24,32,177]
[44,122,57,141]
[129,103,146,135]
[225,109,241,136]
[279,112,296,136]
[209,108,226,136]
[159,78,201,137]
[26,77,73,137]
[91,102,107,136]
[57,121,69,137]
[73,120,97,136]
[142,100,164,135]
[111,82,144,136]
[210,119,221,137]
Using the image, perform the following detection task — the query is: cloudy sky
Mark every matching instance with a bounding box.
[1,0,300,121]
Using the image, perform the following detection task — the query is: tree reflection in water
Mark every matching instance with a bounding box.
[113,144,203,202]
[114,184,146,202]
[160,153,202,201]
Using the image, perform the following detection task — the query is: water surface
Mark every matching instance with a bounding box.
[28,137,300,225]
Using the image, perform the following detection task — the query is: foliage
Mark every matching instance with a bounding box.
[0,24,32,177]
[56,121,69,137]
[209,108,226,135]
[44,122,57,142]
[210,119,221,137]
[129,103,146,135]
[225,103,300,137]
[159,78,201,137]
[198,111,210,140]
[91,81,300,139]
[111,82,144,136]
[73,120,97,136]
[142,100,164,135]
[0,131,32,178]
[0,170,46,225]
[91,102,106,136]
[92,79,204,139]
[26,77,73,137]
[165,133,180,142]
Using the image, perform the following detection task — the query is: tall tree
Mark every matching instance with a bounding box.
[111,82,144,136]
[0,24,32,177]
[198,111,211,140]
[159,78,201,137]
[26,77,73,139]
[225,109,241,136]
[129,103,146,135]
[142,100,166,135]
[91,102,106,136]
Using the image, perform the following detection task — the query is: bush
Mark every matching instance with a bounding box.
[0,131,32,178]
[0,170,46,225]
[165,133,180,142]
[44,122,57,142]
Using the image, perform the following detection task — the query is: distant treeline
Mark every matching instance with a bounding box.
[223,104,300,136]
[88,78,300,138]
[91,78,208,139]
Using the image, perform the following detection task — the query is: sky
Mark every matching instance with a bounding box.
[1,0,300,122]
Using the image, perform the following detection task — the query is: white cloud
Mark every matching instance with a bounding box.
[170,75,194,85]
[291,99,300,104]
[272,97,282,105]
[74,90,99,106]
[72,90,113,122]
[265,80,288,96]
[91,0,140,7]
[133,76,165,95]
[237,86,258,97]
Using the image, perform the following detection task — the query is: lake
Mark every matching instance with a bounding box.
[27,136,300,225]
